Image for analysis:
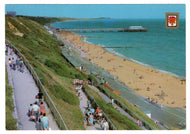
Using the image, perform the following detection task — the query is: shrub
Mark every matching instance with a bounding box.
[6,81,18,130]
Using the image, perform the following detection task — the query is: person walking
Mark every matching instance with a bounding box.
[37,92,44,104]
[88,113,94,126]
[40,101,46,114]
[28,104,33,117]
[16,57,20,69]
[102,119,109,130]
[10,48,13,55]
[19,59,24,73]
[8,58,12,70]
[5,45,8,56]
[12,57,16,70]
[32,101,40,122]
[41,113,49,130]
[38,112,44,130]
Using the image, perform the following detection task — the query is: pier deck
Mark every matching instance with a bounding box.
[60,28,148,32]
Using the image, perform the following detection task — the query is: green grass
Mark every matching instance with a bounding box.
[6,69,18,130]
[84,85,141,130]
[16,15,79,25]
[5,15,159,130]
[99,85,160,129]
[5,15,87,130]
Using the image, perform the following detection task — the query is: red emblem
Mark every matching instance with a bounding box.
[168,16,176,26]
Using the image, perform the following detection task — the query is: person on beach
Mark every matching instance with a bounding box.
[41,113,49,130]
[8,58,12,69]
[133,69,136,74]
[32,101,40,122]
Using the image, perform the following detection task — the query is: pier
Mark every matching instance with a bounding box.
[59,28,148,32]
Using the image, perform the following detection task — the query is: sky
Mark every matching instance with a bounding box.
[5,4,185,19]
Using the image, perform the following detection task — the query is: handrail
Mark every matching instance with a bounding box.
[6,39,68,130]
[97,85,159,130]
[82,86,117,130]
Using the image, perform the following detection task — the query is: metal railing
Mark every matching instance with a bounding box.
[97,85,159,130]
[6,39,68,130]
[54,35,159,130]
[82,86,117,130]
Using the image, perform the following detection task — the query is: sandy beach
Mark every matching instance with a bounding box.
[57,31,186,110]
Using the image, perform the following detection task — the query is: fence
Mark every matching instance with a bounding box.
[97,85,158,130]
[6,39,68,130]
[54,33,160,130]
[82,86,117,130]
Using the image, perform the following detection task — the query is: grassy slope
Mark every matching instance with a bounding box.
[5,15,87,130]
[6,68,18,130]
[85,85,141,130]
[100,85,160,129]
[16,15,79,25]
[5,15,159,130]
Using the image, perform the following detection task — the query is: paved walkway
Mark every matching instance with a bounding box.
[76,87,102,130]
[88,85,147,130]
[6,48,59,130]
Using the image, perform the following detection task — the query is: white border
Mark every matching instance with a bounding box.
[1,1,189,134]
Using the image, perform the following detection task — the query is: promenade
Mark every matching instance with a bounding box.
[6,48,59,130]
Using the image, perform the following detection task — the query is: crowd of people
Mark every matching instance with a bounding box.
[83,100,109,130]
[74,79,109,130]
[28,92,50,130]
[6,46,25,73]
[6,45,51,130]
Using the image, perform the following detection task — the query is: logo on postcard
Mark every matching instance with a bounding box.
[165,13,179,29]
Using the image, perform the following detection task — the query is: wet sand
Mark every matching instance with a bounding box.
[57,31,186,110]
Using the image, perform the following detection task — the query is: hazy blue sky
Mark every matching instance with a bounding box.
[5,4,185,19]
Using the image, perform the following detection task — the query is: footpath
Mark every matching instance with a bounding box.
[6,48,59,130]
[88,85,147,130]
[77,86,102,130]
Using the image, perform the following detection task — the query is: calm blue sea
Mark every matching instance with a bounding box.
[51,19,186,78]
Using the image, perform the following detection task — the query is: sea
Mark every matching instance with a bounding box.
[51,19,186,128]
[51,19,186,78]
